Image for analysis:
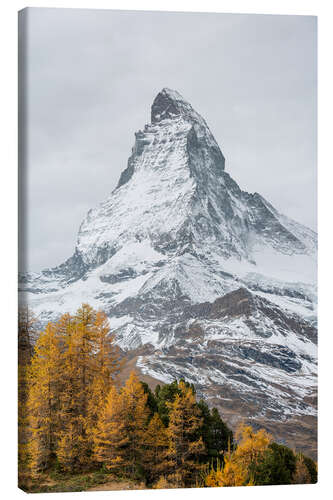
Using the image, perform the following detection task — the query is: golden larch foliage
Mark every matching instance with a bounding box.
[86,311,121,440]
[26,305,121,474]
[166,381,205,487]
[204,423,272,487]
[56,307,120,471]
[93,371,149,478]
[18,306,37,469]
[142,412,169,483]
[234,423,272,470]
[27,322,62,473]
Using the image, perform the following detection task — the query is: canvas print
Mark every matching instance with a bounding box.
[18,8,317,492]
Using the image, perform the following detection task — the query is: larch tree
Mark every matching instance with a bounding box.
[92,385,128,471]
[56,308,98,471]
[233,424,272,480]
[118,371,150,478]
[86,311,121,444]
[56,314,83,472]
[205,424,272,487]
[205,450,248,487]
[142,412,169,484]
[25,305,122,474]
[57,305,120,471]
[93,372,149,479]
[27,322,62,473]
[166,381,205,487]
[18,305,36,364]
[18,306,37,469]
[74,304,98,422]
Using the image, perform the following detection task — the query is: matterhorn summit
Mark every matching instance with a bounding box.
[19,88,317,456]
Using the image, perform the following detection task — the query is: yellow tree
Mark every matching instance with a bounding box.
[56,309,97,471]
[74,304,97,422]
[233,424,272,477]
[93,372,149,478]
[205,424,272,487]
[55,314,83,471]
[121,372,150,476]
[205,453,248,487]
[18,306,37,469]
[166,381,205,487]
[86,311,121,443]
[18,305,36,363]
[25,305,122,475]
[27,322,62,473]
[142,413,168,484]
[92,385,128,470]
[56,306,121,472]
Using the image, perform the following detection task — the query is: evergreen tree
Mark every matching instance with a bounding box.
[210,407,234,453]
[154,379,196,427]
[253,442,296,485]
[155,380,181,427]
[197,401,233,462]
[140,381,158,419]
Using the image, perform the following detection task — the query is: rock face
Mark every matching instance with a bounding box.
[19,88,317,455]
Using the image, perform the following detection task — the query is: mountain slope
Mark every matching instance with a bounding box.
[19,88,317,455]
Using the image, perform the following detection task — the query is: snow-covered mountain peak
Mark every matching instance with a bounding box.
[152,87,198,122]
[19,89,317,453]
[21,89,316,285]
[150,87,225,172]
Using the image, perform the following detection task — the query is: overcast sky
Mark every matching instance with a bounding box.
[21,8,317,271]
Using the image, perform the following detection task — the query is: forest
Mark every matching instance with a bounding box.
[18,304,317,492]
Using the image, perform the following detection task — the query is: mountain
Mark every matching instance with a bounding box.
[19,88,317,456]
